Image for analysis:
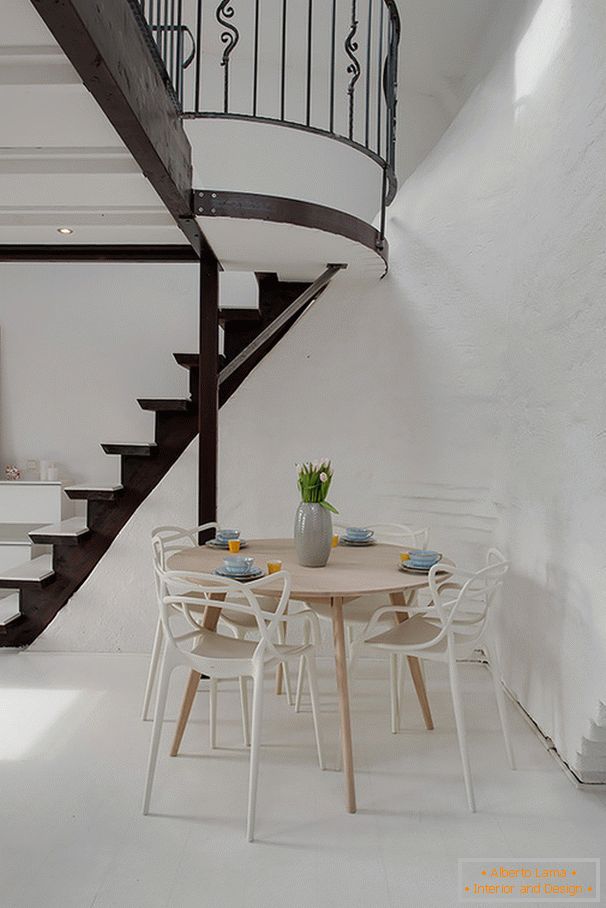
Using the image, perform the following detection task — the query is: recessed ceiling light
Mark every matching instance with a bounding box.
[57,227,74,235]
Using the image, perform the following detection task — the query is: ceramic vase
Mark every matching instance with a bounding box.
[294,502,332,567]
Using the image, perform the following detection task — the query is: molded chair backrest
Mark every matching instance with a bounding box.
[156,564,292,666]
[425,558,509,650]
[151,524,218,616]
[151,522,219,569]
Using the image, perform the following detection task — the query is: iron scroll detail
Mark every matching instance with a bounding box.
[216,1,240,111]
[345,1,361,140]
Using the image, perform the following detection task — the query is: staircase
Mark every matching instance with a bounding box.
[0,272,312,648]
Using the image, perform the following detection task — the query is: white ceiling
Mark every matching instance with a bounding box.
[398,0,527,178]
[0,0,182,246]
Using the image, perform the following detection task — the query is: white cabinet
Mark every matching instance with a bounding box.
[0,482,62,573]
[0,481,62,524]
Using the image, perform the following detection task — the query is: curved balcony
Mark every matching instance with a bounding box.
[136,1,400,276]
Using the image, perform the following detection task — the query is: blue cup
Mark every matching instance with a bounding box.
[345,527,374,541]
[409,549,440,567]
[223,555,254,574]
[217,528,240,541]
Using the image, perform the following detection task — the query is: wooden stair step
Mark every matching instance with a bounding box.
[101,442,157,456]
[173,353,226,369]
[64,484,124,501]
[0,592,21,627]
[0,554,54,589]
[29,518,90,546]
[137,398,191,412]
[219,308,261,323]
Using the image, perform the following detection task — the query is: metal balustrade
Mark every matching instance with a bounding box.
[135,0,400,237]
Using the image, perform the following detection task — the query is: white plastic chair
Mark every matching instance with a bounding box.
[142,564,325,841]
[141,523,218,721]
[362,555,514,811]
[295,523,429,719]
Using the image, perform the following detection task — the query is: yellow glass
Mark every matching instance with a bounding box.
[267,560,282,574]
[400,551,411,562]
[228,539,241,553]
[332,534,340,548]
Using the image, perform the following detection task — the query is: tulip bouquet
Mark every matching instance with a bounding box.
[296,460,338,513]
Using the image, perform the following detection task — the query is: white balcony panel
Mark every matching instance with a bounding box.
[196,217,385,282]
[187,119,383,226]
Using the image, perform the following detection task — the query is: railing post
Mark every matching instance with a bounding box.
[197,246,219,542]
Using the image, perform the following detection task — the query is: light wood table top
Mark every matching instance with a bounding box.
[168,537,433,601]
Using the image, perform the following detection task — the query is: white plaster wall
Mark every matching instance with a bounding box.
[25,0,606,780]
[38,0,606,780]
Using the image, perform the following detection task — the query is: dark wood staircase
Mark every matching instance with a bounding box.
[0,273,311,647]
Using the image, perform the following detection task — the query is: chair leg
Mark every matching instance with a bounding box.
[209,678,218,750]
[142,654,174,815]
[277,622,293,706]
[239,676,251,747]
[348,638,362,678]
[141,619,164,721]
[389,653,399,734]
[304,654,326,769]
[247,666,265,842]
[398,655,406,720]
[295,622,311,713]
[485,644,516,770]
[447,647,476,812]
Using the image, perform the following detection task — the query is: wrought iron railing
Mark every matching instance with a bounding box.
[135,1,400,238]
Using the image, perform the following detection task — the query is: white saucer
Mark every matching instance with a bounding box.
[205,539,249,549]
[213,566,264,581]
[340,538,376,547]
[399,562,445,575]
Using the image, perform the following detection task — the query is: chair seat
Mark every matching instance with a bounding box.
[367,614,479,658]
[191,629,308,662]
[366,614,448,654]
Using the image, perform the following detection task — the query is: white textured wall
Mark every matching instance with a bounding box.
[28,0,606,779]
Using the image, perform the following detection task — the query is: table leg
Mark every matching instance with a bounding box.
[275,663,284,695]
[389,591,434,731]
[170,669,200,756]
[170,600,223,756]
[331,596,356,813]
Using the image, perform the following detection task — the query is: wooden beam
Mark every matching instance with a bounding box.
[197,247,220,539]
[29,0,211,258]
[0,245,199,262]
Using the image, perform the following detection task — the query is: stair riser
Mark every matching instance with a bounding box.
[65,488,123,502]
[189,368,199,400]
[154,410,195,446]
[102,444,155,457]
[138,400,190,413]
[0,575,53,590]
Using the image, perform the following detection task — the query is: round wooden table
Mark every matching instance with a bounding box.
[168,538,436,814]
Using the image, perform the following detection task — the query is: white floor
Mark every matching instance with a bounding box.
[0,653,604,908]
